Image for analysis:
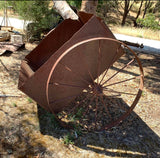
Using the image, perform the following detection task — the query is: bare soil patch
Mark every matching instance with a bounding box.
[0,43,160,157]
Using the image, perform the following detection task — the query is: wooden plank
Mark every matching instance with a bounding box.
[0,42,25,55]
[0,26,13,31]
[0,36,10,42]
[0,30,10,42]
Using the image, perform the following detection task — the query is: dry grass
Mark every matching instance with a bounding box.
[0,43,160,157]
[110,25,160,41]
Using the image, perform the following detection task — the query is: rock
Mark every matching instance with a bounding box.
[10,35,23,44]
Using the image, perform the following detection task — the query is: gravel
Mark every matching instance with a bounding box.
[0,43,160,157]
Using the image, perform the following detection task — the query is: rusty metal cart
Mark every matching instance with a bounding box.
[18,12,144,131]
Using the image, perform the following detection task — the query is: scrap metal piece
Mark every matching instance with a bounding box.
[18,12,119,112]
[18,12,144,130]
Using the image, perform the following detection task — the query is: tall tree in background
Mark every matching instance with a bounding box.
[53,1,78,20]
[7,1,59,29]
[6,1,61,41]
[80,0,98,14]
[135,0,144,20]
[143,0,151,18]
[133,0,144,27]
[153,1,160,13]
[121,0,134,26]
[53,0,98,20]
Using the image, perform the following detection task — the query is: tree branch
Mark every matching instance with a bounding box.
[53,0,78,20]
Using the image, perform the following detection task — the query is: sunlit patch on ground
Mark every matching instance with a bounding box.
[0,44,160,157]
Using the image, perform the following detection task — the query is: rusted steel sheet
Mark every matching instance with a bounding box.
[18,12,124,113]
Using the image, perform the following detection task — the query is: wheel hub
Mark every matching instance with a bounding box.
[92,83,103,96]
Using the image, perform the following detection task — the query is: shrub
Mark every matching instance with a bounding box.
[137,13,160,30]
[9,1,60,41]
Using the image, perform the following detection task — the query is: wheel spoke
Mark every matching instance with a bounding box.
[50,82,86,89]
[103,87,136,96]
[102,57,135,86]
[103,75,140,88]
[100,95,112,121]
[95,96,98,129]
[46,38,144,131]
[99,44,121,84]
[67,90,92,114]
[82,94,95,117]
[96,40,102,84]
[59,62,90,85]
[80,51,96,86]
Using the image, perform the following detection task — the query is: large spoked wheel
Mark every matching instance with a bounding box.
[46,37,144,131]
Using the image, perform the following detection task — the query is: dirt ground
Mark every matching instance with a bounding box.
[0,43,160,158]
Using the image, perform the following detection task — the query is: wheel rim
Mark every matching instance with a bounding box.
[46,37,144,131]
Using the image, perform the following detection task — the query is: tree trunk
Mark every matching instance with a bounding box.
[121,11,128,26]
[80,0,98,14]
[136,0,143,19]
[53,0,78,20]
[134,0,144,27]
[121,0,129,26]
[153,1,160,13]
[143,0,151,19]
[121,0,134,26]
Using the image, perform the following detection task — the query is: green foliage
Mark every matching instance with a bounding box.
[154,1,160,13]
[27,97,33,103]
[0,1,10,10]
[63,133,75,145]
[62,127,82,145]
[137,13,160,30]
[67,0,81,9]
[68,107,84,123]
[73,125,83,136]
[12,103,17,107]
[97,1,118,23]
[10,1,48,21]
[18,1,59,27]
[8,1,60,41]
[75,107,84,118]
[0,2,5,10]
[39,111,61,130]
[47,113,60,129]
[142,90,146,97]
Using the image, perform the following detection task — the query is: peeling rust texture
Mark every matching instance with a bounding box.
[18,12,124,113]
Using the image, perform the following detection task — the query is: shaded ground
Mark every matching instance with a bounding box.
[0,43,160,157]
